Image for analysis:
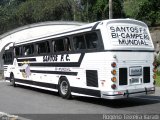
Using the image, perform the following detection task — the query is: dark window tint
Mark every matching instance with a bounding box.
[24,44,34,56]
[52,38,71,52]
[3,52,13,64]
[73,35,86,50]
[36,41,50,54]
[15,47,23,56]
[64,38,71,51]
[85,32,98,49]
[53,39,64,52]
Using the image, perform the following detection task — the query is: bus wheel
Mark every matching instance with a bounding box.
[59,78,72,99]
[10,75,17,87]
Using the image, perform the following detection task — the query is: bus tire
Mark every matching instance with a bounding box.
[10,74,17,87]
[59,77,72,99]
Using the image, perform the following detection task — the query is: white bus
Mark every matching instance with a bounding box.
[3,19,156,99]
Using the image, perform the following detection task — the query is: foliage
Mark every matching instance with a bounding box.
[15,0,72,24]
[81,0,124,22]
[124,0,160,26]
[156,72,160,87]
[0,0,160,35]
[0,0,74,34]
[124,0,147,18]
[136,0,160,26]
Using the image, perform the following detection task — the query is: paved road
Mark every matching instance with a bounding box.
[0,80,160,120]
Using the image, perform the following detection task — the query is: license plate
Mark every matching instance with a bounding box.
[130,78,139,84]
[129,66,142,76]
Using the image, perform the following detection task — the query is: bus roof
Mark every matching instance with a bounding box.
[12,19,152,49]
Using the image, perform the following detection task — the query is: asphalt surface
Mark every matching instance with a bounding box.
[0,80,160,120]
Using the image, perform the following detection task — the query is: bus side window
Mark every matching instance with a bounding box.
[53,39,64,52]
[37,41,50,54]
[2,54,5,61]
[3,54,6,64]
[14,46,22,57]
[53,38,71,52]
[52,41,56,52]
[64,38,71,51]
[8,53,12,63]
[24,45,34,56]
[73,35,86,50]
[85,32,98,49]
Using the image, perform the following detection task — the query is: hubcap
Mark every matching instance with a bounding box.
[60,81,68,95]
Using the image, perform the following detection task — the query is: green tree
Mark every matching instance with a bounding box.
[123,0,146,18]
[15,0,73,25]
[91,0,124,21]
[0,0,23,34]
[136,0,160,26]
[124,0,160,26]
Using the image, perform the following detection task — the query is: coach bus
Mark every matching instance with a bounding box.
[3,19,156,99]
